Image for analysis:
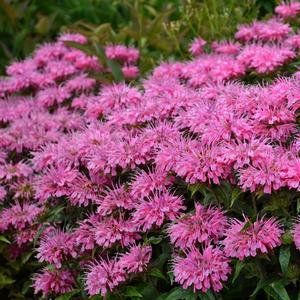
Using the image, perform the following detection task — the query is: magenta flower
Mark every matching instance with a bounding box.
[293,217,300,250]
[0,202,43,231]
[173,246,231,293]
[32,268,75,296]
[36,229,77,268]
[168,204,228,249]
[189,37,206,56]
[275,1,300,18]
[85,258,126,297]
[132,191,185,231]
[223,216,283,260]
[118,244,152,273]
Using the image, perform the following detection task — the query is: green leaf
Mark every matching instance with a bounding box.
[55,289,80,300]
[65,41,93,56]
[231,187,243,207]
[250,277,277,297]
[232,260,245,283]
[188,183,205,197]
[297,198,300,213]
[146,236,163,245]
[107,59,124,82]
[0,235,10,244]
[125,286,143,298]
[21,251,34,264]
[279,247,290,274]
[263,282,290,300]
[149,267,166,280]
[240,220,252,232]
[165,287,195,300]
[0,273,15,289]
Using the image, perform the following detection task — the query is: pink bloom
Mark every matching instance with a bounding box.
[0,202,43,231]
[94,216,140,248]
[275,1,300,18]
[168,204,228,249]
[211,40,241,55]
[32,268,75,296]
[0,186,6,203]
[122,65,139,79]
[58,32,88,44]
[105,45,139,63]
[132,191,185,231]
[293,217,300,250]
[173,246,231,293]
[0,162,32,182]
[189,37,206,56]
[130,168,174,200]
[235,19,291,42]
[96,184,134,215]
[35,164,79,202]
[238,44,295,74]
[85,258,126,297]
[118,244,152,273]
[223,216,283,260]
[36,229,77,268]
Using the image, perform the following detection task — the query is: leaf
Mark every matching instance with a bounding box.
[125,286,143,298]
[250,277,277,297]
[263,282,290,300]
[0,273,15,289]
[65,41,93,56]
[21,252,33,264]
[240,220,252,232]
[146,236,163,245]
[164,287,195,300]
[149,267,166,280]
[297,198,300,214]
[188,183,205,197]
[55,289,80,300]
[279,247,290,274]
[231,187,243,207]
[107,59,124,83]
[0,235,10,244]
[232,260,245,283]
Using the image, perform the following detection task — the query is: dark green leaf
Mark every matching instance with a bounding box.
[0,273,15,289]
[146,236,163,245]
[125,286,143,298]
[263,282,290,300]
[250,277,277,297]
[107,59,124,82]
[55,289,80,300]
[149,267,166,280]
[231,187,243,207]
[165,287,195,300]
[0,235,10,244]
[232,260,245,283]
[279,247,290,274]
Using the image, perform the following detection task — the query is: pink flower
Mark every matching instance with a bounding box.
[85,258,126,297]
[32,268,75,296]
[0,186,6,203]
[168,204,228,249]
[0,162,32,182]
[96,184,134,215]
[35,164,79,202]
[173,246,231,293]
[132,191,185,231]
[189,37,206,56]
[118,244,152,273]
[105,45,139,63]
[211,40,241,55]
[223,216,283,260]
[94,216,140,248]
[122,65,139,79]
[0,202,43,231]
[275,1,300,18]
[36,229,77,268]
[130,168,174,200]
[293,217,300,250]
[238,44,295,74]
[58,32,88,44]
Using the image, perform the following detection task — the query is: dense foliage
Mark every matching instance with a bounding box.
[2,1,300,300]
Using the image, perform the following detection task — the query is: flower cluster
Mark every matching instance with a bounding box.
[1,2,300,298]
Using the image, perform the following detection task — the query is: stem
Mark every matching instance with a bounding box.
[251,193,258,215]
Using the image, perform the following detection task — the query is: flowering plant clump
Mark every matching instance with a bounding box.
[1,2,300,299]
